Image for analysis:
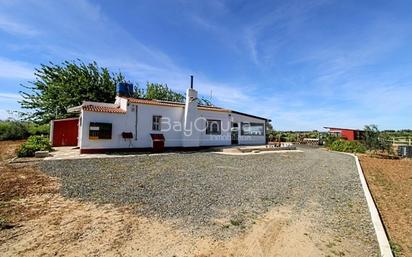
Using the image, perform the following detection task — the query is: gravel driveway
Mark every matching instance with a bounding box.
[40,148,379,255]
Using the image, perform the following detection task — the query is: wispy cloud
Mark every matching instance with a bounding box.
[0,16,39,36]
[242,0,331,65]
[0,92,22,101]
[0,57,34,79]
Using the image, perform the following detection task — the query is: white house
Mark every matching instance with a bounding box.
[67,81,270,153]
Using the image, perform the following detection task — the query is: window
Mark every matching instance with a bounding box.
[152,115,162,131]
[241,122,264,136]
[89,122,112,140]
[206,119,221,135]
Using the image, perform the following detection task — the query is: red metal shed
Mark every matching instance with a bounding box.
[324,127,364,141]
[51,118,79,147]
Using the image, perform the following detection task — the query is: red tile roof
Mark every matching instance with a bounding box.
[83,105,126,114]
[81,98,268,120]
[126,98,185,108]
[125,97,229,112]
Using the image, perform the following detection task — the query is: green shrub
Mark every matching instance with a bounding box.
[329,140,366,153]
[0,120,50,141]
[0,120,30,140]
[26,123,50,136]
[16,135,52,157]
[323,134,338,147]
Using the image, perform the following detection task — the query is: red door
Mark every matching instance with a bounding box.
[52,118,79,146]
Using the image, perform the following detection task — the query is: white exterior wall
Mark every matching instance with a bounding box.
[78,112,83,147]
[80,103,186,150]
[198,110,231,146]
[79,100,267,150]
[138,104,185,148]
[80,110,133,149]
[231,113,266,145]
[182,88,201,147]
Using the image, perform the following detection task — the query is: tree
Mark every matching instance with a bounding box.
[363,124,392,154]
[363,124,380,150]
[20,60,124,123]
[20,60,213,124]
[144,83,185,102]
[133,82,213,106]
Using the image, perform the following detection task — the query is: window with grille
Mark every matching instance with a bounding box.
[152,115,162,131]
[206,120,221,135]
[89,122,112,140]
[241,122,264,136]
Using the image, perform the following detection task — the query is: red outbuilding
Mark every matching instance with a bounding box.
[50,118,79,147]
[324,127,365,141]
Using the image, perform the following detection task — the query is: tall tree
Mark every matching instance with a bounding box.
[134,82,213,106]
[20,60,124,123]
[20,60,213,123]
[144,82,185,102]
[363,124,392,153]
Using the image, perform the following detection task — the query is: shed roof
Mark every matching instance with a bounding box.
[324,127,364,131]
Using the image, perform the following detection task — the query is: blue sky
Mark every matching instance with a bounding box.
[0,0,411,130]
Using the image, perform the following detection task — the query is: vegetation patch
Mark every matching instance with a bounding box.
[0,120,49,141]
[230,218,243,226]
[16,135,53,157]
[389,241,402,257]
[328,140,366,153]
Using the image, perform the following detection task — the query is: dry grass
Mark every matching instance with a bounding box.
[0,140,24,161]
[359,155,412,257]
[0,141,59,225]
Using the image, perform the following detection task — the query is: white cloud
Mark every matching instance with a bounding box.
[242,0,331,65]
[0,57,34,79]
[0,92,22,101]
[0,16,39,36]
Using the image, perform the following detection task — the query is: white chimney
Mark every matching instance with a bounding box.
[182,76,201,147]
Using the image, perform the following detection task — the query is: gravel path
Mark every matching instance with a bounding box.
[40,148,378,254]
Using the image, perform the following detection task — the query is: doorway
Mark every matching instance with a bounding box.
[51,118,79,146]
[231,122,239,145]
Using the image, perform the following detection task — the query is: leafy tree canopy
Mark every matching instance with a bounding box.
[20,60,124,123]
[133,83,185,102]
[20,60,213,124]
[133,82,213,106]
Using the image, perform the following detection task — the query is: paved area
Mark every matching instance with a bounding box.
[45,146,171,160]
[46,145,300,160]
[40,147,379,256]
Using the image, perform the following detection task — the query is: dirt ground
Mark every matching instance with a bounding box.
[0,141,376,257]
[359,155,412,257]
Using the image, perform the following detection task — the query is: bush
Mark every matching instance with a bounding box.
[0,120,50,140]
[26,123,50,136]
[323,134,338,147]
[0,120,30,140]
[16,135,52,157]
[329,140,366,153]
[363,124,393,154]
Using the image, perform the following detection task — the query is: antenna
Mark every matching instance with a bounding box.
[190,75,194,89]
